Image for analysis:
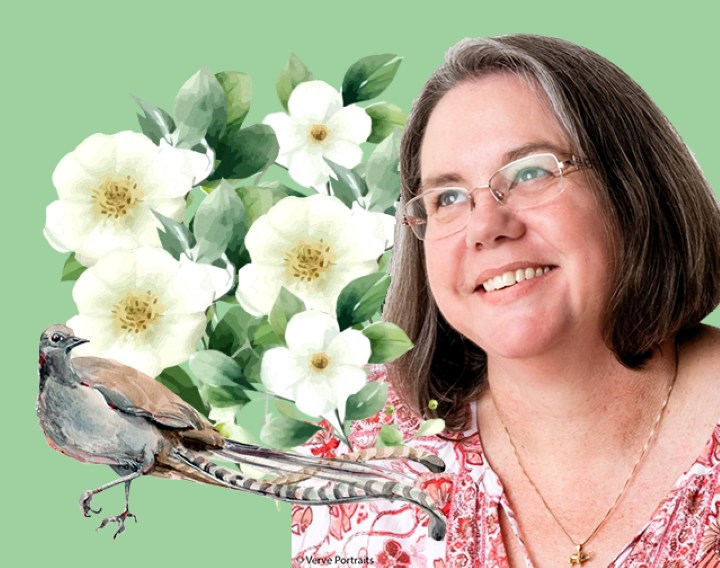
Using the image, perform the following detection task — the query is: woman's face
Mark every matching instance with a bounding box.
[420,75,611,360]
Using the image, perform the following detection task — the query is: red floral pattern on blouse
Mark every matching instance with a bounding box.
[292,366,720,567]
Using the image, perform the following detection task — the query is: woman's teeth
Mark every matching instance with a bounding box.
[481,266,551,292]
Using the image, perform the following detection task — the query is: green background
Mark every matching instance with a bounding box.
[3,0,718,565]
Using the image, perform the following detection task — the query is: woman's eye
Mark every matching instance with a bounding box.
[436,189,467,208]
[512,167,551,185]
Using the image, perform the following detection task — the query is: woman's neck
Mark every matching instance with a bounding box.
[481,339,677,453]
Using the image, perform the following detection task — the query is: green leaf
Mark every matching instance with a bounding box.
[414,418,445,438]
[174,67,226,149]
[276,54,314,112]
[208,305,254,355]
[362,321,414,364]
[192,180,246,263]
[134,96,175,144]
[260,414,321,449]
[325,159,368,207]
[365,102,407,144]
[188,349,256,408]
[216,71,252,128]
[379,424,404,447]
[345,382,388,421]
[61,253,87,282]
[211,124,279,180]
[336,272,391,329]
[268,287,306,340]
[236,184,298,226]
[342,54,402,105]
[233,347,262,383]
[156,365,208,416]
[249,316,284,350]
[153,210,195,259]
[366,129,402,213]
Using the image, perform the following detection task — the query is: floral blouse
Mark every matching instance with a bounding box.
[291,367,720,567]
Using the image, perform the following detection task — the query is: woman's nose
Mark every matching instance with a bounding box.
[464,189,525,249]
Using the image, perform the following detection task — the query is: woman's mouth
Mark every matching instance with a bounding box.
[480,266,553,292]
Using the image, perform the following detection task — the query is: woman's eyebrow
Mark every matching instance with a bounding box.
[418,173,467,193]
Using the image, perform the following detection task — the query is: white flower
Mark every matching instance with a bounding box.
[235,194,386,315]
[179,253,234,300]
[159,135,215,186]
[67,247,215,377]
[261,310,371,421]
[263,81,371,189]
[45,131,196,266]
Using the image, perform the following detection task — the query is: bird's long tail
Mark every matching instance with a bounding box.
[214,440,445,485]
[173,447,447,541]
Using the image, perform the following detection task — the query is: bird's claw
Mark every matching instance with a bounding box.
[96,509,138,539]
[80,491,102,517]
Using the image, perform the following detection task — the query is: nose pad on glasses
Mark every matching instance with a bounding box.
[489,187,509,204]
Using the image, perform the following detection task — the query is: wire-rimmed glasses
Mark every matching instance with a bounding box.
[402,153,590,241]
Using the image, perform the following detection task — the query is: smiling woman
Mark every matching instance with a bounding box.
[293,35,720,567]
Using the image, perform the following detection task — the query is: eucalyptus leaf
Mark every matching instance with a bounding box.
[342,54,402,105]
[365,102,407,143]
[189,349,256,391]
[174,67,226,149]
[210,124,279,180]
[336,272,391,329]
[208,305,254,355]
[250,316,284,350]
[269,287,306,340]
[325,159,368,207]
[260,414,321,449]
[153,210,195,259]
[366,129,401,213]
[233,347,262,383]
[379,424,404,447]
[192,180,246,263]
[345,382,388,421]
[216,71,252,127]
[61,253,87,282]
[156,365,208,416]
[276,53,314,111]
[134,96,175,144]
[362,321,414,364]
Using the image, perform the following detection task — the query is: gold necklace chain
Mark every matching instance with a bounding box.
[491,348,678,566]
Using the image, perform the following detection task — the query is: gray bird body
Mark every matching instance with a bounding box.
[36,324,448,540]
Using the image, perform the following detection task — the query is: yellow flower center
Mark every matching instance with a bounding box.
[92,175,144,219]
[111,290,163,334]
[309,124,330,143]
[284,239,335,283]
[310,352,331,371]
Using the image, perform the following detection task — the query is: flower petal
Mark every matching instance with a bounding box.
[326,329,371,367]
[294,376,337,418]
[322,140,364,170]
[284,310,339,353]
[236,263,283,316]
[329,365,368,423]
[288,81,342,123]
[261,347,304,398]
[327,104,372,144]
[286,148,331,188]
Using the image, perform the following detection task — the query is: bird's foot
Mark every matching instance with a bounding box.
[80,491,102,517]
[96,508,138,540]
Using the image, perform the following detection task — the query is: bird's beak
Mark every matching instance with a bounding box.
[65,336,89,352]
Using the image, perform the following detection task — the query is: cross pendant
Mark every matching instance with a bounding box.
[569,544,591,565]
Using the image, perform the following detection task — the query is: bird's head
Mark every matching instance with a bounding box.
[39,324,89,360]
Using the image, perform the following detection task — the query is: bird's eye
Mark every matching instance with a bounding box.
[51,333,62,342]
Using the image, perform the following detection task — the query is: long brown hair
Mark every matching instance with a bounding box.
[384,35,720,431]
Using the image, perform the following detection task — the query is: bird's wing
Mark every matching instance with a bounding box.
[71,357,221,443]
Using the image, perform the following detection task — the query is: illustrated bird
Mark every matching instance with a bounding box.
[36,324,447,539]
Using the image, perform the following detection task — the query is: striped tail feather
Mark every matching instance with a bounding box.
[174,447,447,541]
[269,446,446,485]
